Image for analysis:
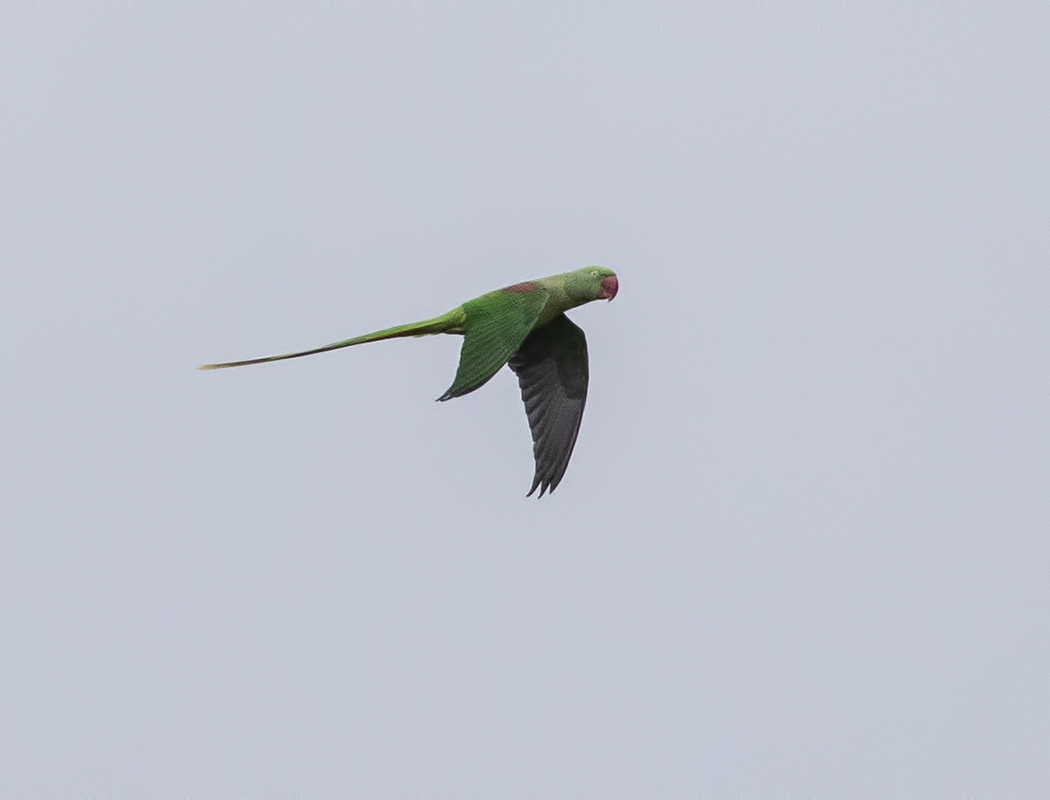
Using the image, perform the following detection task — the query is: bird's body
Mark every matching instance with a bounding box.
[201,266,618,496]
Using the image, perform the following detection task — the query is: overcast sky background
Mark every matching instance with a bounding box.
[2,4,1048,796]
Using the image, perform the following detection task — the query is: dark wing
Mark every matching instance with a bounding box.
[507,313,589,497]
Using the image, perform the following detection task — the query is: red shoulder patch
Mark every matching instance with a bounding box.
[505,281,539,293]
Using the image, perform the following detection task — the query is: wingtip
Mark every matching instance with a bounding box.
[526,477,551,498]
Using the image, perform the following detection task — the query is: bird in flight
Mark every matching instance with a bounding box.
[201,266,619,496]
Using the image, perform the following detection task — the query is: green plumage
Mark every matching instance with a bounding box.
[201,266,619,495]
[438,287,549,400]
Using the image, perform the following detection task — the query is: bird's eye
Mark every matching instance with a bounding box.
[590,270,599,277]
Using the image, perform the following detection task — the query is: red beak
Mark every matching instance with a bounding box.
[599,274,619,301]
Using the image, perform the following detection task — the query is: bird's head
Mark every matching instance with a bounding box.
[582,265,619,302]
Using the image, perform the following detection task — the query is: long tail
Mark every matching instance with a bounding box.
[199,308,465,370]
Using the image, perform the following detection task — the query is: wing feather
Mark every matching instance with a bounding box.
[507,313,589,497]
[438,287,549,401]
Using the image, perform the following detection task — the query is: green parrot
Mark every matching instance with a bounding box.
[201,265,619,496]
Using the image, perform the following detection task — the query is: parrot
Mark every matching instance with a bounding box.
[200,265,619,496]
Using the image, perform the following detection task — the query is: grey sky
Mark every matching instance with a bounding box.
[2,4,1048,795]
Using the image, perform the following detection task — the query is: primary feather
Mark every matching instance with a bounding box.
[508,314,589,497]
